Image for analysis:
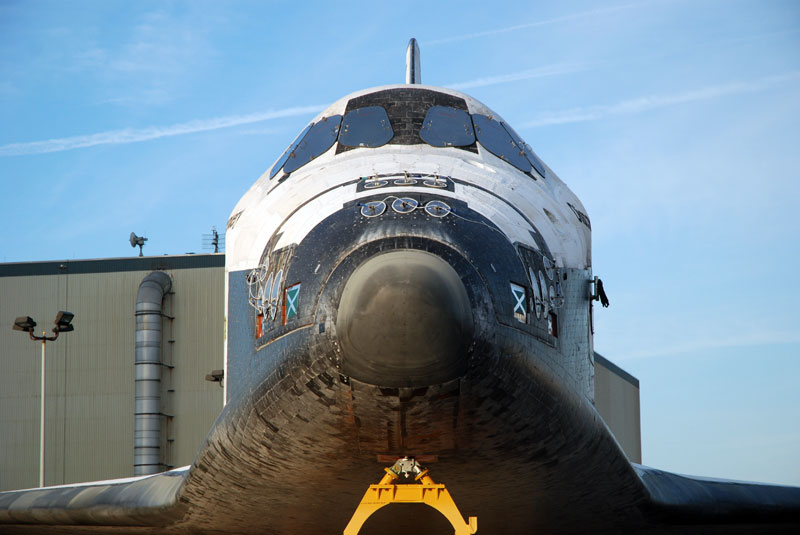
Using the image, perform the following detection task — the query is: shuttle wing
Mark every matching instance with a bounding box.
[2,462,799,533]
[635,464,800,529]
[0,467,187,531]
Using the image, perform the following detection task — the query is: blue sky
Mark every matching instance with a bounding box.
[1,0,799,485]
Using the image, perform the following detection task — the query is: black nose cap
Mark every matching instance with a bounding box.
[336,250,473,387]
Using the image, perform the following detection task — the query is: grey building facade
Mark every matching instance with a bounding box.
[0,255,224,491]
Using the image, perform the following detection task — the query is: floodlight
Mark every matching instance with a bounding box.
[54,311,74,332]
[205,369,224,383]
[11,309,73,488]
[13,316,36,332]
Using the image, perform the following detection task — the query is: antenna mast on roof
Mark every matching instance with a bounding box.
[202,226,225,253]
[405,38,421,84]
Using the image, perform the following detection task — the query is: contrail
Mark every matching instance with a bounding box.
[616,330,800,361]
[427,3,638,46]
[446,63,587,90]
[522,72,800,128]
[9,71,795,156]
[0,104,327,157]
[0,62,582,157]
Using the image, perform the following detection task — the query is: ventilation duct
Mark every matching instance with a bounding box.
[134,271,172,476]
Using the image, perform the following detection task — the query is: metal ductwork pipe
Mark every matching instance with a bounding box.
[134,271,172,476]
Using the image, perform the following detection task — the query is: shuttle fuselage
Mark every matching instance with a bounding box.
[201,83,639,533]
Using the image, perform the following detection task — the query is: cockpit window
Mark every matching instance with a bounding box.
[501,122,546,178]
[339,106,394,148]
[523,143,547,178]
[269,123,312,179]
[471,114,531,174]
[337,89,475,154]
[282,115,342,174]
[420,106,476,147]
[269,89,548,181]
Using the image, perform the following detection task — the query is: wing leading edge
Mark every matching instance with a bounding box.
[635,464,800,530]
[0,466,188,532]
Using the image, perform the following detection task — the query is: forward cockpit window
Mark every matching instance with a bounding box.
[472,114,532,174]
[420,106,476,147]
[269,96,546,180]
[283,115,342,174]
[500,121,547,178]
[523,142,547,178]
[269,123,312,179]
[339,106,394,148]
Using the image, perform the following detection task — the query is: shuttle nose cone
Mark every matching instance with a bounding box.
[336,250,473,387]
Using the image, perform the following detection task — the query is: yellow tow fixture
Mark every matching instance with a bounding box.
[344,457,477,535]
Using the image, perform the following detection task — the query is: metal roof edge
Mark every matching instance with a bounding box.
[594,351,639,388]
[0,254,225,278]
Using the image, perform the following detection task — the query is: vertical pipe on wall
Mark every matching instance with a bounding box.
[134,271,172,476]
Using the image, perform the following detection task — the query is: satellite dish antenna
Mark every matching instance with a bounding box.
[130,232,148,257]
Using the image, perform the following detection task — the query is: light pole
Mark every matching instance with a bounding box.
[12,311,75,488]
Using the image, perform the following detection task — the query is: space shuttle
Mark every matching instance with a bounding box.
[1,39,798,535]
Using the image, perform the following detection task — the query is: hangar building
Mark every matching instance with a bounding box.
[0,253,639,492]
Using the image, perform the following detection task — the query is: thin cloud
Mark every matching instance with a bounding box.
[0,105,326,156]
[614,331,800,362]
[446,63,587,90]
[427,3,638,46]
[522,72,800,128]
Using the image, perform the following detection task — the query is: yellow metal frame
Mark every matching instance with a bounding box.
[344,467,477,535]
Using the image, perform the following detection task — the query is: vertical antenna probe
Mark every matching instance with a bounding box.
[405,38,421,84]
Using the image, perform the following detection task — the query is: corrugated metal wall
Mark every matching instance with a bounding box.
[0,256,224,491]
[594,354,642,463]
